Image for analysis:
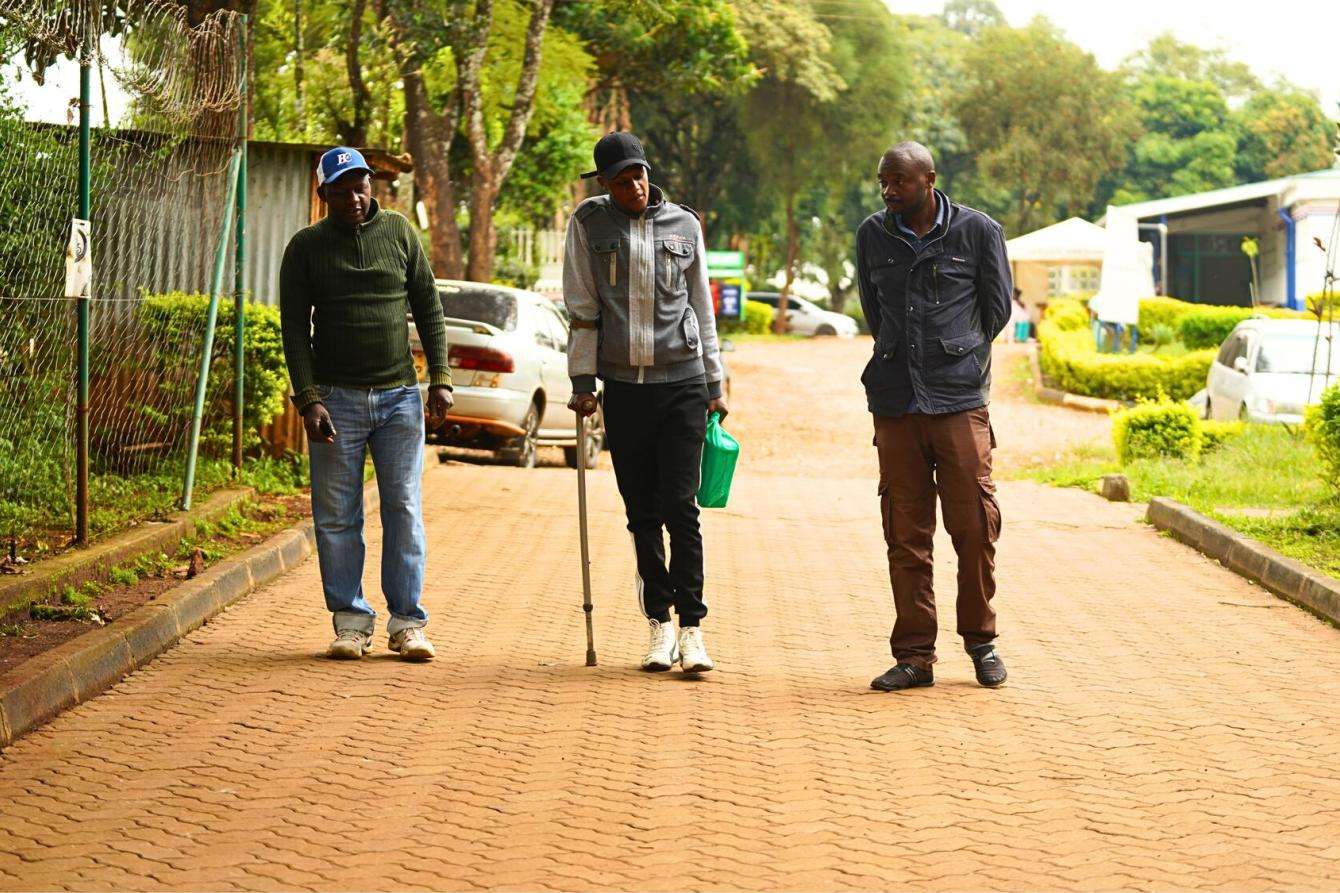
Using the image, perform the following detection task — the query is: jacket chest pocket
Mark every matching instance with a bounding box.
[934,254,978,292]
[656,238,694,293]
[591,238,622,290]
[871,260,910,303]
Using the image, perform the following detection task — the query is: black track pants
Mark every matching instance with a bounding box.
[602,378,709,626]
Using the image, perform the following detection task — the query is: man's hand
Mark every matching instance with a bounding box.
[303,402,336,444]
[708,396,729,423]
[426,385,454,429]
[568,392,599,417]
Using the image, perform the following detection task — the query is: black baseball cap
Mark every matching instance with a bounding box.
[581,131,650,180]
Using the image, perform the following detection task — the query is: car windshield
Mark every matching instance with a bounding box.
[1255,333,1340,375]
[438,286,517,331]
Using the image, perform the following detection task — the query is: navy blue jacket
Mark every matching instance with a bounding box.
[856,189,1013,416]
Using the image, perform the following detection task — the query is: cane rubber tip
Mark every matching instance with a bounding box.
[586,651,597,666]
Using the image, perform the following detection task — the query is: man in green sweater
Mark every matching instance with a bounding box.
[280,147,452,661]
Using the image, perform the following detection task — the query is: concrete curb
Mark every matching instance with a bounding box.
[0,481,379,749]
[0,488,256,617]
[1026,343,1124,415]
[1147,497,1340,627]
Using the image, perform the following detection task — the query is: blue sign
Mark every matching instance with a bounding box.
[720,283,742,318]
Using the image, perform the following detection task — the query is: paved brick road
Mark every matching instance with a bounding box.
[2,340,1338,891]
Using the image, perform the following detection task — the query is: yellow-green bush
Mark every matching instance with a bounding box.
[1113,399,1202,464]
[1037,322,1214,401]
[1177,304,1305,349]
[1042,297,1089,332]
[1305,383,1340,491]
[1200,419,1245,452]
[1138,296,1198,333]
[720,299,774,335]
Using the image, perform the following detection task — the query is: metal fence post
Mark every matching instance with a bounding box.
[75,45,92,544]
[232,18,248,475]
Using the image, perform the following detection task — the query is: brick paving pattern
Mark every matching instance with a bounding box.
[1,340,1338,891]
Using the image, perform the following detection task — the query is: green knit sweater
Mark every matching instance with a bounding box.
[279,200,451,411]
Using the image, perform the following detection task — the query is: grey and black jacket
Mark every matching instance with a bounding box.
[562,186,724,399]
[856,189,1013,416]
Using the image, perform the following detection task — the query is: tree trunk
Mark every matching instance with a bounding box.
[465,173,500,282]
[340,0,370,146]
[775,192,797,335]
[459,0,554,281]
[403,70,464,278]
[292,0,304,129]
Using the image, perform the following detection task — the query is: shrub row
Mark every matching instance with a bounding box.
[1037,317,1214,402]
[719,299,774,335]
[1112,401,1247,465]
[1305,384,1340,492]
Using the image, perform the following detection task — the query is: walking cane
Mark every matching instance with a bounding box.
[574,400,598,666]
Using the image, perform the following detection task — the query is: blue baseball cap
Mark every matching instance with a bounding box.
[317,146,373,186]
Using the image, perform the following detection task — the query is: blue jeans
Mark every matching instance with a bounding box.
[308,385,427,636]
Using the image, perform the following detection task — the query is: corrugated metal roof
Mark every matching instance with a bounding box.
[1105,168,1340,221]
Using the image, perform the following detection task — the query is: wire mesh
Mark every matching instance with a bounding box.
[0,0,246,553]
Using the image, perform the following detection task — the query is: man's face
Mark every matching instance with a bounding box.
[877,156,935,217]
[322,171,372,227]
[599,165,650,215]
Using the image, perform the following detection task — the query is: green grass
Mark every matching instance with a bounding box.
[1021,424,1340,579]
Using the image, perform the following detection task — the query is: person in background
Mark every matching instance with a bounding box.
[1008,289,1030,343]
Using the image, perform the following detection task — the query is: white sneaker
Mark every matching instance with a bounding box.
[641,618,678,671]
[678,626,714,673]
[329,629,372,660]
[388,627,436,661]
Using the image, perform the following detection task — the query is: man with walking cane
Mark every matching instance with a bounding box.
[564,132,728,673]
[857,141,1012,692]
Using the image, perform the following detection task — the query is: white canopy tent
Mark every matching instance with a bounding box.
[1004,217,1108,263]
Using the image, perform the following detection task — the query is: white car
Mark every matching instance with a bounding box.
[748,292,859,338]
[1204,318,1340,425]
[409,280,603,468]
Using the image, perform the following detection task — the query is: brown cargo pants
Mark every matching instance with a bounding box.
[874,407,1001,669]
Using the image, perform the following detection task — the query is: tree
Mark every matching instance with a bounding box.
[1123,33,1259,103]
[940,0,1005,37]
[1236,86,1337,182]
[954,19,1134,235]
[734,0,845,331]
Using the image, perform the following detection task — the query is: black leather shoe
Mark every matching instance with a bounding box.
[870,663,934,691]
[968,644,1007,687]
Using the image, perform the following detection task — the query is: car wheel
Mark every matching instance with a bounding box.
[563,407,604,470]
[815,324,836,337]
[1239,402,1250,422]
[503,403,539,468]
[1203,396,1213,420]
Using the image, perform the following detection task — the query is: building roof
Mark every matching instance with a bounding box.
[1005,217,1108,262]
[1105,168,1340,221]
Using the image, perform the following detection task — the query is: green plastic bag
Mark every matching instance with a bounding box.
[698,412,740,508]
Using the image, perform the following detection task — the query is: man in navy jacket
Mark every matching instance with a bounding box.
[856,141,1013,692]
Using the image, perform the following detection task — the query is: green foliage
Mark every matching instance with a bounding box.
[1038,319,1214,402]
[1236,88,1337,182]
[845,303,869,336]
[1138,296,1197,333]
[1042,298,1090,333]
[108,565,139,587]
[1305,384,1340,492]
[1177,304,1305,349]
[135,293,288,455]
[1112,398,1202,464]
[954,20,1135,234]
[1200,419,1245,453]
[720,300,775,336]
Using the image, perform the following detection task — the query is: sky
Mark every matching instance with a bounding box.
[884,0,1340,114]
[8,1,1340,125]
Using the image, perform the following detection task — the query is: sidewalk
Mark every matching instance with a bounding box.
[1,340,1338,891]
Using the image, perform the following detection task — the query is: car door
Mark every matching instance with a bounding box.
[534,303,573,434]
[1220,333,1253,417]
[1208,335,1236,419]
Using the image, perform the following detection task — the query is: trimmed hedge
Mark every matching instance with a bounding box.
[1177,304,1305,349]
[720,299,774,335]
[1113,399,1202,464]
[1305,383,1340,492]
[1037,315,1214,402]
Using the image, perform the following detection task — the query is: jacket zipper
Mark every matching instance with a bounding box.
[932,263,940,304]
[609,253,617,287]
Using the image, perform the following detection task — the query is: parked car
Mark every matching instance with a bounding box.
[1204,318,1340,424]
[747,292,859,338]
[409,280,604,469]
